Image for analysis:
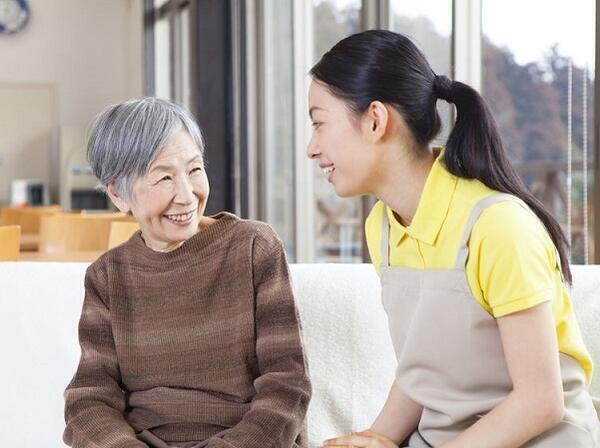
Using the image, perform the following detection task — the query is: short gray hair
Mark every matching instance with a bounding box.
[87,97,205,201]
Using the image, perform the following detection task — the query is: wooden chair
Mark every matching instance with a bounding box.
[0,225,21,261]
[0,205,61,234]
[108,221,140,249]
[0,205,62,251]
[38,214,132,254]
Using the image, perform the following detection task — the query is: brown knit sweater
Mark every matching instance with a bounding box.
[63,212,311,448]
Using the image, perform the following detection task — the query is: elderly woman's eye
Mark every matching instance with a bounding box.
[190,167,203,174]
[158,175,172,183]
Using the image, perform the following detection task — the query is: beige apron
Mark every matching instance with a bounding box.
[380,193,599,447]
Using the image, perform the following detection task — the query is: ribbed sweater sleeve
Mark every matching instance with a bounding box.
[207,225,312,448]
[63,262,147,448]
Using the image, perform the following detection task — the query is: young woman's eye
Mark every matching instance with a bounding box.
[311,122,322,129]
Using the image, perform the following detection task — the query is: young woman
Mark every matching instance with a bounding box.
[307,30,599,448]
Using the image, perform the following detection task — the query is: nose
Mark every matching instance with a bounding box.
[306,136,320,159]
[173,175,195,205]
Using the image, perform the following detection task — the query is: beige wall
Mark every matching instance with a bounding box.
[0,0,144,204]
[0,84,55,205]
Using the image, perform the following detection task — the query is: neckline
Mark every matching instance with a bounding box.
[128,211,240,263]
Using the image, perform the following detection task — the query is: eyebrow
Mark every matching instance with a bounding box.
[150,154,203,173]
[187,154,203,164]
[309,106,324,120]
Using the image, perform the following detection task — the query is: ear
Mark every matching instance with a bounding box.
[105,182,132,213]
[362,100,390,143]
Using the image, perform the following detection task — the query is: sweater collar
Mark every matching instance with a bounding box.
[129,211,240,262]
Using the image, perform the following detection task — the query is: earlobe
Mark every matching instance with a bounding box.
[105,182,132,214]
[368,101,388,141]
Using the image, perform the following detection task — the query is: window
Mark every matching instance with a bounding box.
[149,0,191,109]
[482,0,595,263]
[154,15,171,99]
[262,0,296,258]
[390,0,453,144]
[145,0,599,263]
[312,0,362,262]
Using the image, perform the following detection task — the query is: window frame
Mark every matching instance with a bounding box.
[144,0,599,263]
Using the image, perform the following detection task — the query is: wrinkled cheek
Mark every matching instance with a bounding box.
[196,177,210,203]
[152,216,165,232]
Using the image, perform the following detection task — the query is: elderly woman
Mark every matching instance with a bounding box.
[63,98,311,448]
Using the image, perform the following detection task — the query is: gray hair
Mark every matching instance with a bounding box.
[87,97,205,201]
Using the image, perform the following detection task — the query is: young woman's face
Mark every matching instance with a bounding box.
[306,80,377,197]
[114,129,210,252]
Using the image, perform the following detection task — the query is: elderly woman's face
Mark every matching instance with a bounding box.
[125,129,209,251]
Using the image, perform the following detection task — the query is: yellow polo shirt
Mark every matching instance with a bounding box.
[365,151,593,380]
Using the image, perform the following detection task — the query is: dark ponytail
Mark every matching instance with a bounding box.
[311,29,572,283]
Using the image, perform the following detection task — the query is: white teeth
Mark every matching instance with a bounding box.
[165,212,193,222]
[322,167,335,175]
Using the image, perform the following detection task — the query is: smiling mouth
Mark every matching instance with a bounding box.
[163,211,195,223]
[322,166,335,175]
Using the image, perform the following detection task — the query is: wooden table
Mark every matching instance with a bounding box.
[19,250,104,262]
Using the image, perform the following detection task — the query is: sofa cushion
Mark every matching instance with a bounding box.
[0,262,598,447]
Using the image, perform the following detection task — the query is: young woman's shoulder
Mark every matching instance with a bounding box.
[473,199,554,252]
[470,199,559,317]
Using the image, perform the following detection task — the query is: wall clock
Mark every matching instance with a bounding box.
[0,0,30,34]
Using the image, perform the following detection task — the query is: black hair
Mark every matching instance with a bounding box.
[310,29,572,283]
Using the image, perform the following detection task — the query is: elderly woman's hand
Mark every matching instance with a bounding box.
[322,429,399,448]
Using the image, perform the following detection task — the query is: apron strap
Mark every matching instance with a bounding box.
[454,193,528,270]
[453,193,564,279]
[380,204,390,269]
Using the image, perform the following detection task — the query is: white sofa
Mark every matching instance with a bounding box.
[0,262,598,447]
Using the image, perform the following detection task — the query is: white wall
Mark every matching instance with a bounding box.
[0,0,144,204]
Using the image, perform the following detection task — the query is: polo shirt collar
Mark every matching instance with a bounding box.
[386,150,457,246]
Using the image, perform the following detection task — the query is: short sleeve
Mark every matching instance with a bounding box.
[471,201,559,318]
